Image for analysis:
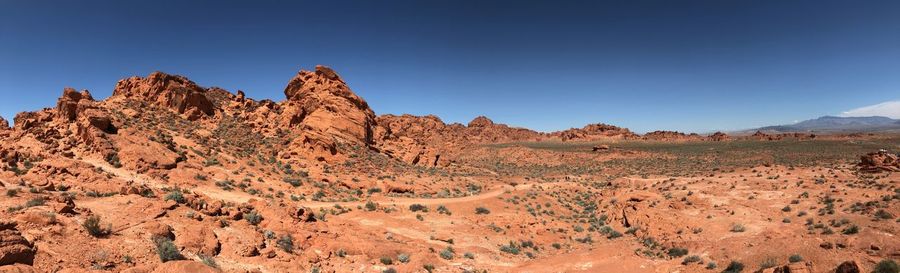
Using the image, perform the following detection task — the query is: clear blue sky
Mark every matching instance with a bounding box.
[2,1,899,133]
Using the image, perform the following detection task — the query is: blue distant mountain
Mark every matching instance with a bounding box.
[751,116,900,133]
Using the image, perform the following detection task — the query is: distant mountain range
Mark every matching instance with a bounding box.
[741,116,900,134]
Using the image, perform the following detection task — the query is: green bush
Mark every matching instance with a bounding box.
[245,210,263,225]
[365,201,378,211]
[380,256,393,265]
[409,204,428,212]
[500,241,521,255]
[397,253,410,263]
[874,210,894,220]
[788,254,803,263]
[83,215,110,237]
[682,255,702,265]
[841,224,859,235]
[199,254,218,268]
[722,261,743,273]
[439,246,454,260]
[25,197,45,207]
[165,190,185,204]
[153,237,184,262]
[874,259,899,273]
[277,234,294,253]
[667,247,688,257]
[475,207,491,214]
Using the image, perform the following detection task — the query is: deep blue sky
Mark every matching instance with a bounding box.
[2,1,899,133]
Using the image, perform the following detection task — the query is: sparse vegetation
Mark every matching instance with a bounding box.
[152,237,184,262]
[83,215,111,237]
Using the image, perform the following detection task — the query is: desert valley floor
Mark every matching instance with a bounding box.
[0,66,898,273]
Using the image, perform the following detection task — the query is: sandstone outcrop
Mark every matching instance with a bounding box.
[859,150,900,172]
[112,72,214,121]
[553,123,638,141]
[278,66,377,162]
[55,88,95,122]
[0,221,34,266]
[707,131,729,141]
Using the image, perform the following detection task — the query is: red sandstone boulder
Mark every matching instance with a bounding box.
[0,221,35,266]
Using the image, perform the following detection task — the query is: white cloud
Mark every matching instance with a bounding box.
[841,100,900,119]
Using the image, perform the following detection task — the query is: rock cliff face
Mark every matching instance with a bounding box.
[112,72,215,121]
[277,65,378,162]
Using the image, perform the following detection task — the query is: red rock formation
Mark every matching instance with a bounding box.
[280,65,376,145]
[707,131,729,141]
[0,221,35,266]
[467,116,494,127]
[0,116,7,130]
[552,123,638,141]
[859,150,900,172]
[55,88,95,121]
[112,72,214,121]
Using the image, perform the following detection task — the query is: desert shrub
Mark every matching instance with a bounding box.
[439,246,454,260]
[199,254,218,268]
[409,204,428,212]
[722,261,744,273]
[83,215,110,237]
[682,255,702,265]
[153,237,184,262]
[365,201,378,211]
[475,207,491,214]
[667,247,688,257]
[874,209,895,220]
[6,189,18,197]
[164,190,185,204]
[245,210,263,225]
[464,252,475,259]
[874,259,899,273]
[730,223,746,233]
[707,262,717,269]
[500,241,521,255]
[788,254,803,263]
[382,269,397,273]
[283,177,302,187]
[25,197,45,207]
[552,243,561,249]
[841,224,859,235]
[390,253,406,264]
[423,264,435,273]
[437,205,451,215]
[380,256,393,265]
[277,234,294,253]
